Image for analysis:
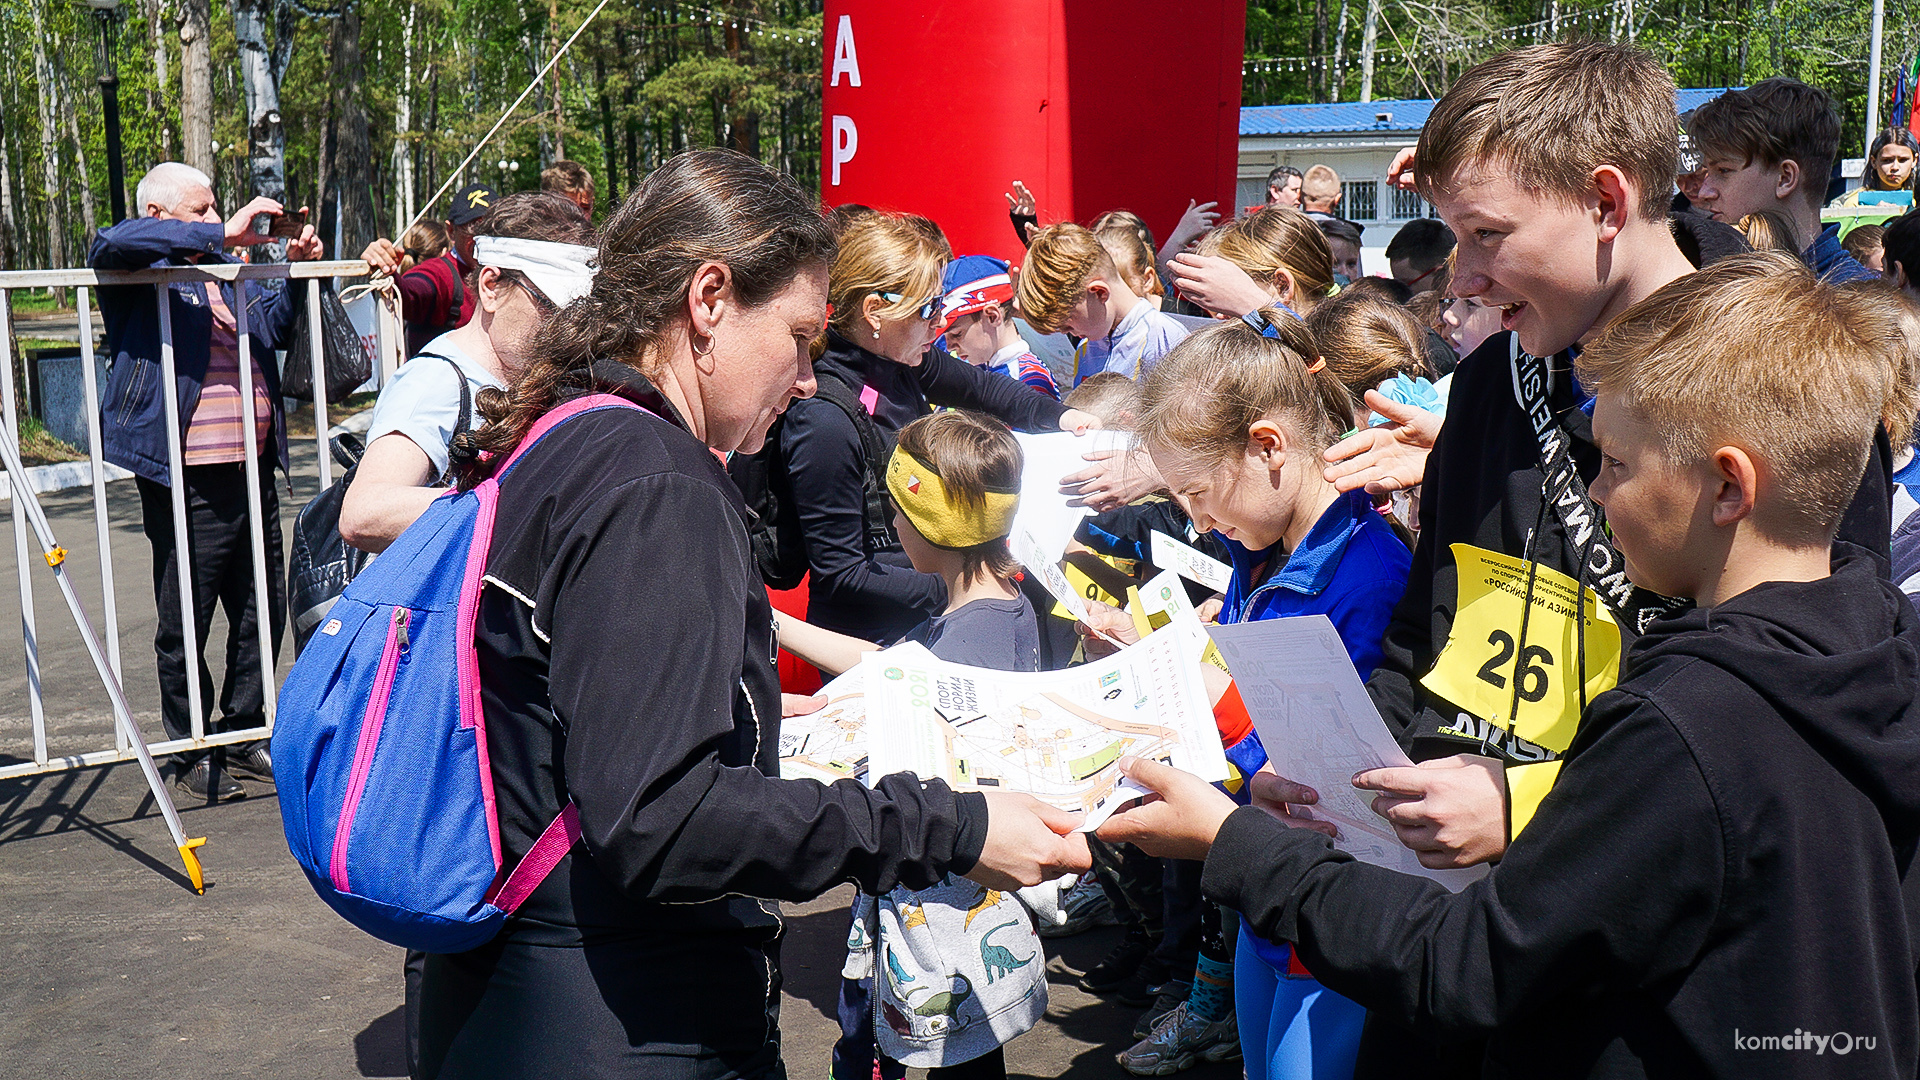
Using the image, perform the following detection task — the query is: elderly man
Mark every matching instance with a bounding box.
[89,162,323,802]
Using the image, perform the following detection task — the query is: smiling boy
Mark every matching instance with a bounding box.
[1099,253,1920,1080]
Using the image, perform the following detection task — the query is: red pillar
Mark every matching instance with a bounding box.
[819,1,1246,263]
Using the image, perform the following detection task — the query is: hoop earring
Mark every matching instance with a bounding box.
[691,333,714,357]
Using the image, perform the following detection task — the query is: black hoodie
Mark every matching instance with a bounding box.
[1204,552,1920,1079]
[1371,331,1895,766]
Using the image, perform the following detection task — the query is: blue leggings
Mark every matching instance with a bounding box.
[1233,924,1366,1080]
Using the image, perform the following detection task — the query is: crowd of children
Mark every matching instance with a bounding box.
[315,33,1920,1080]
[749,38,1920,1080]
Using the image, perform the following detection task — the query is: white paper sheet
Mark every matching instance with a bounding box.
[1009,429,1129,564]
[1150,530,1233,594]
[863,630,1225,830]
[777,666,874,784]
[1208,616,1488,891]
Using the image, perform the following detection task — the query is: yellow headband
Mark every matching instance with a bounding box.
[885,446,1020,549]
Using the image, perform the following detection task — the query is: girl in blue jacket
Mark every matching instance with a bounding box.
[1127,310,1410,1080]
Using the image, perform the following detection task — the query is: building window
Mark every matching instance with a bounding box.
[1391,186,1430,220]
[1342,179,1379,222]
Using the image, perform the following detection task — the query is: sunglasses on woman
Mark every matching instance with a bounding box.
[878,292,945,322]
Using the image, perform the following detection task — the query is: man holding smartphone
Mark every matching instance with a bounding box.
[89,161,324,802]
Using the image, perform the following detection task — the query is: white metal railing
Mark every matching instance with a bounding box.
[0,259,370,780]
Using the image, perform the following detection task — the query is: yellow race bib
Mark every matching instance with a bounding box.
[1422,544,1622,758]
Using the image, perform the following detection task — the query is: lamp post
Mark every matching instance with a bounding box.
[85,0,127,223]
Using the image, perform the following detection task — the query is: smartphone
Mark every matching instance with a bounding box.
[267,208,309,239]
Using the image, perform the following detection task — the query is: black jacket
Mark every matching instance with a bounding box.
[429,363,989,1072]
[781,330,1067,641]
[1371,330,1894,765]
[1205,552,1920,1079]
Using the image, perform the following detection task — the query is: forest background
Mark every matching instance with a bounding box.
[0,0,1909,273]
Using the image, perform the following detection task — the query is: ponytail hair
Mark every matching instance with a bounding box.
[457,149,835,488]
[1137,308,1354,468]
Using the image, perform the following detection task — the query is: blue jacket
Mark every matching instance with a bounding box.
[88,218,296,486]
[1805,222,1878,283]
[1217,488,1413,781]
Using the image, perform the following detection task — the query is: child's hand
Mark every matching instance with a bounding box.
[1058,408,1103,435]
[1076,598,1139,659]
[1386,146,1419,191]
[1195,597,1224,624]
[1062,447,1164,512]
[1246,770,1341,838]
[781,693,826,718]
[1164,199,1222,254]
[1322,391,1442,495]
[1352,754,1508,868]
[966,792,1091,890]
[1167,252,1276,318]
[1095,756,1237,861]
[1005,179,1038,217]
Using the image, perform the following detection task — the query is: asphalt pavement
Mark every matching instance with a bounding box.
[0,432,1245,1079]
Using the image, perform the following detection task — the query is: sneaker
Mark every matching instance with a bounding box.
[1132,978,1192,1039]
[1113,955,1174,1007]
[226,744,273,784]
[176,760,245,803]
[1041,873,1120,938]
[1118,1003,1241,1076]
[1078,925,1157,994]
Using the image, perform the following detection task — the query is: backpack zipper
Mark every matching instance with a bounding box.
[329,605,412,894]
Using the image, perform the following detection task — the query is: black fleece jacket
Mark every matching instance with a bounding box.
[472,362,988,951]
[1206,552,1920,1079]
[1371,330,1894,765]
[781,330,1068,642]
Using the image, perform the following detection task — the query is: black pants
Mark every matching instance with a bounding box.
[136,460,284,772]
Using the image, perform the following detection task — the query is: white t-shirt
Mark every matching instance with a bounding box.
[363,335,505,479]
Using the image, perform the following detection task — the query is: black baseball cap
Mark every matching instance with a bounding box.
[447,183,497,226]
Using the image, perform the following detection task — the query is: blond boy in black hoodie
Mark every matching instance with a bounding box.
[1094,253,1920,1079]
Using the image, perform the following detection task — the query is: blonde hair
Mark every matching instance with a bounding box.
[1415,43,1679,222]
[1575,252,1903,546]
[827,213,946,341]
[1306,294,1436,412]
[896,411,1023,587]
[1738,210,1799,253]
[1194,208,1336,312]
[1093,215,1164,299]
[1301,165,1341,203]
[1137,308,1356,469]
[1016,223,1118,334]
[1062,371,1143,430]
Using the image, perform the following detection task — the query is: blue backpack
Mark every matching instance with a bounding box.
[274,394,644,953]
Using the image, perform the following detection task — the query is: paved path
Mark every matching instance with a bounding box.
[0,435,1244,1079]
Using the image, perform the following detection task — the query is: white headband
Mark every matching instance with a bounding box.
[473,236,599,308]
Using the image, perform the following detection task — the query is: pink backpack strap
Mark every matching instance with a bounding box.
[485,802,582,913]
[498,393,654,477]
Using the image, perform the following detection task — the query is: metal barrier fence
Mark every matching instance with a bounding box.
[0,260,371,781]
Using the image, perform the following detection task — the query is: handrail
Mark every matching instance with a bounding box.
[0,260,371,289]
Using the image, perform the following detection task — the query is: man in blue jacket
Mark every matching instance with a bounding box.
[90,161,325,801]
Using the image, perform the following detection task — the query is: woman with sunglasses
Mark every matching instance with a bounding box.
[779,211,1099,645]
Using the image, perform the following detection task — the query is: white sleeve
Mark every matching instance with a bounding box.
[362,358,467,479]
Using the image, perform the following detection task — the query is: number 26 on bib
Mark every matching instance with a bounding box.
[1421,544,1623,757]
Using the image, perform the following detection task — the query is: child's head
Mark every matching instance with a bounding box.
[1062,372,1143,431]
[938,255,1019,365]
[1385,219,1456,292]
[1737,209,1800,253]
[1843,224,1887,274]
[1194,208,1336,314]
[1689,78,1841,227]
[1135,310,1355,550]
[1865,128,1919,192]
[1316,218,1364,284]
[1092,214,1165,301]
[1305,293,1436,423]
[828,213,948,363]
[1885,211,1920,298]
[885,411,1023,587]
[1016,223,1134,338]
[1575,252,1897,599]
[1413,42,1681,356]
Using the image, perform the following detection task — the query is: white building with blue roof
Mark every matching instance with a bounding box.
[1237,88,1737,254]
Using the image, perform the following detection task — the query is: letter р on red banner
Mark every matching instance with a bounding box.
[819,1,1247,264]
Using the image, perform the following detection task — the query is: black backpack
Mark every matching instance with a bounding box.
[729,372,896,591]
[288,355,471,652]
